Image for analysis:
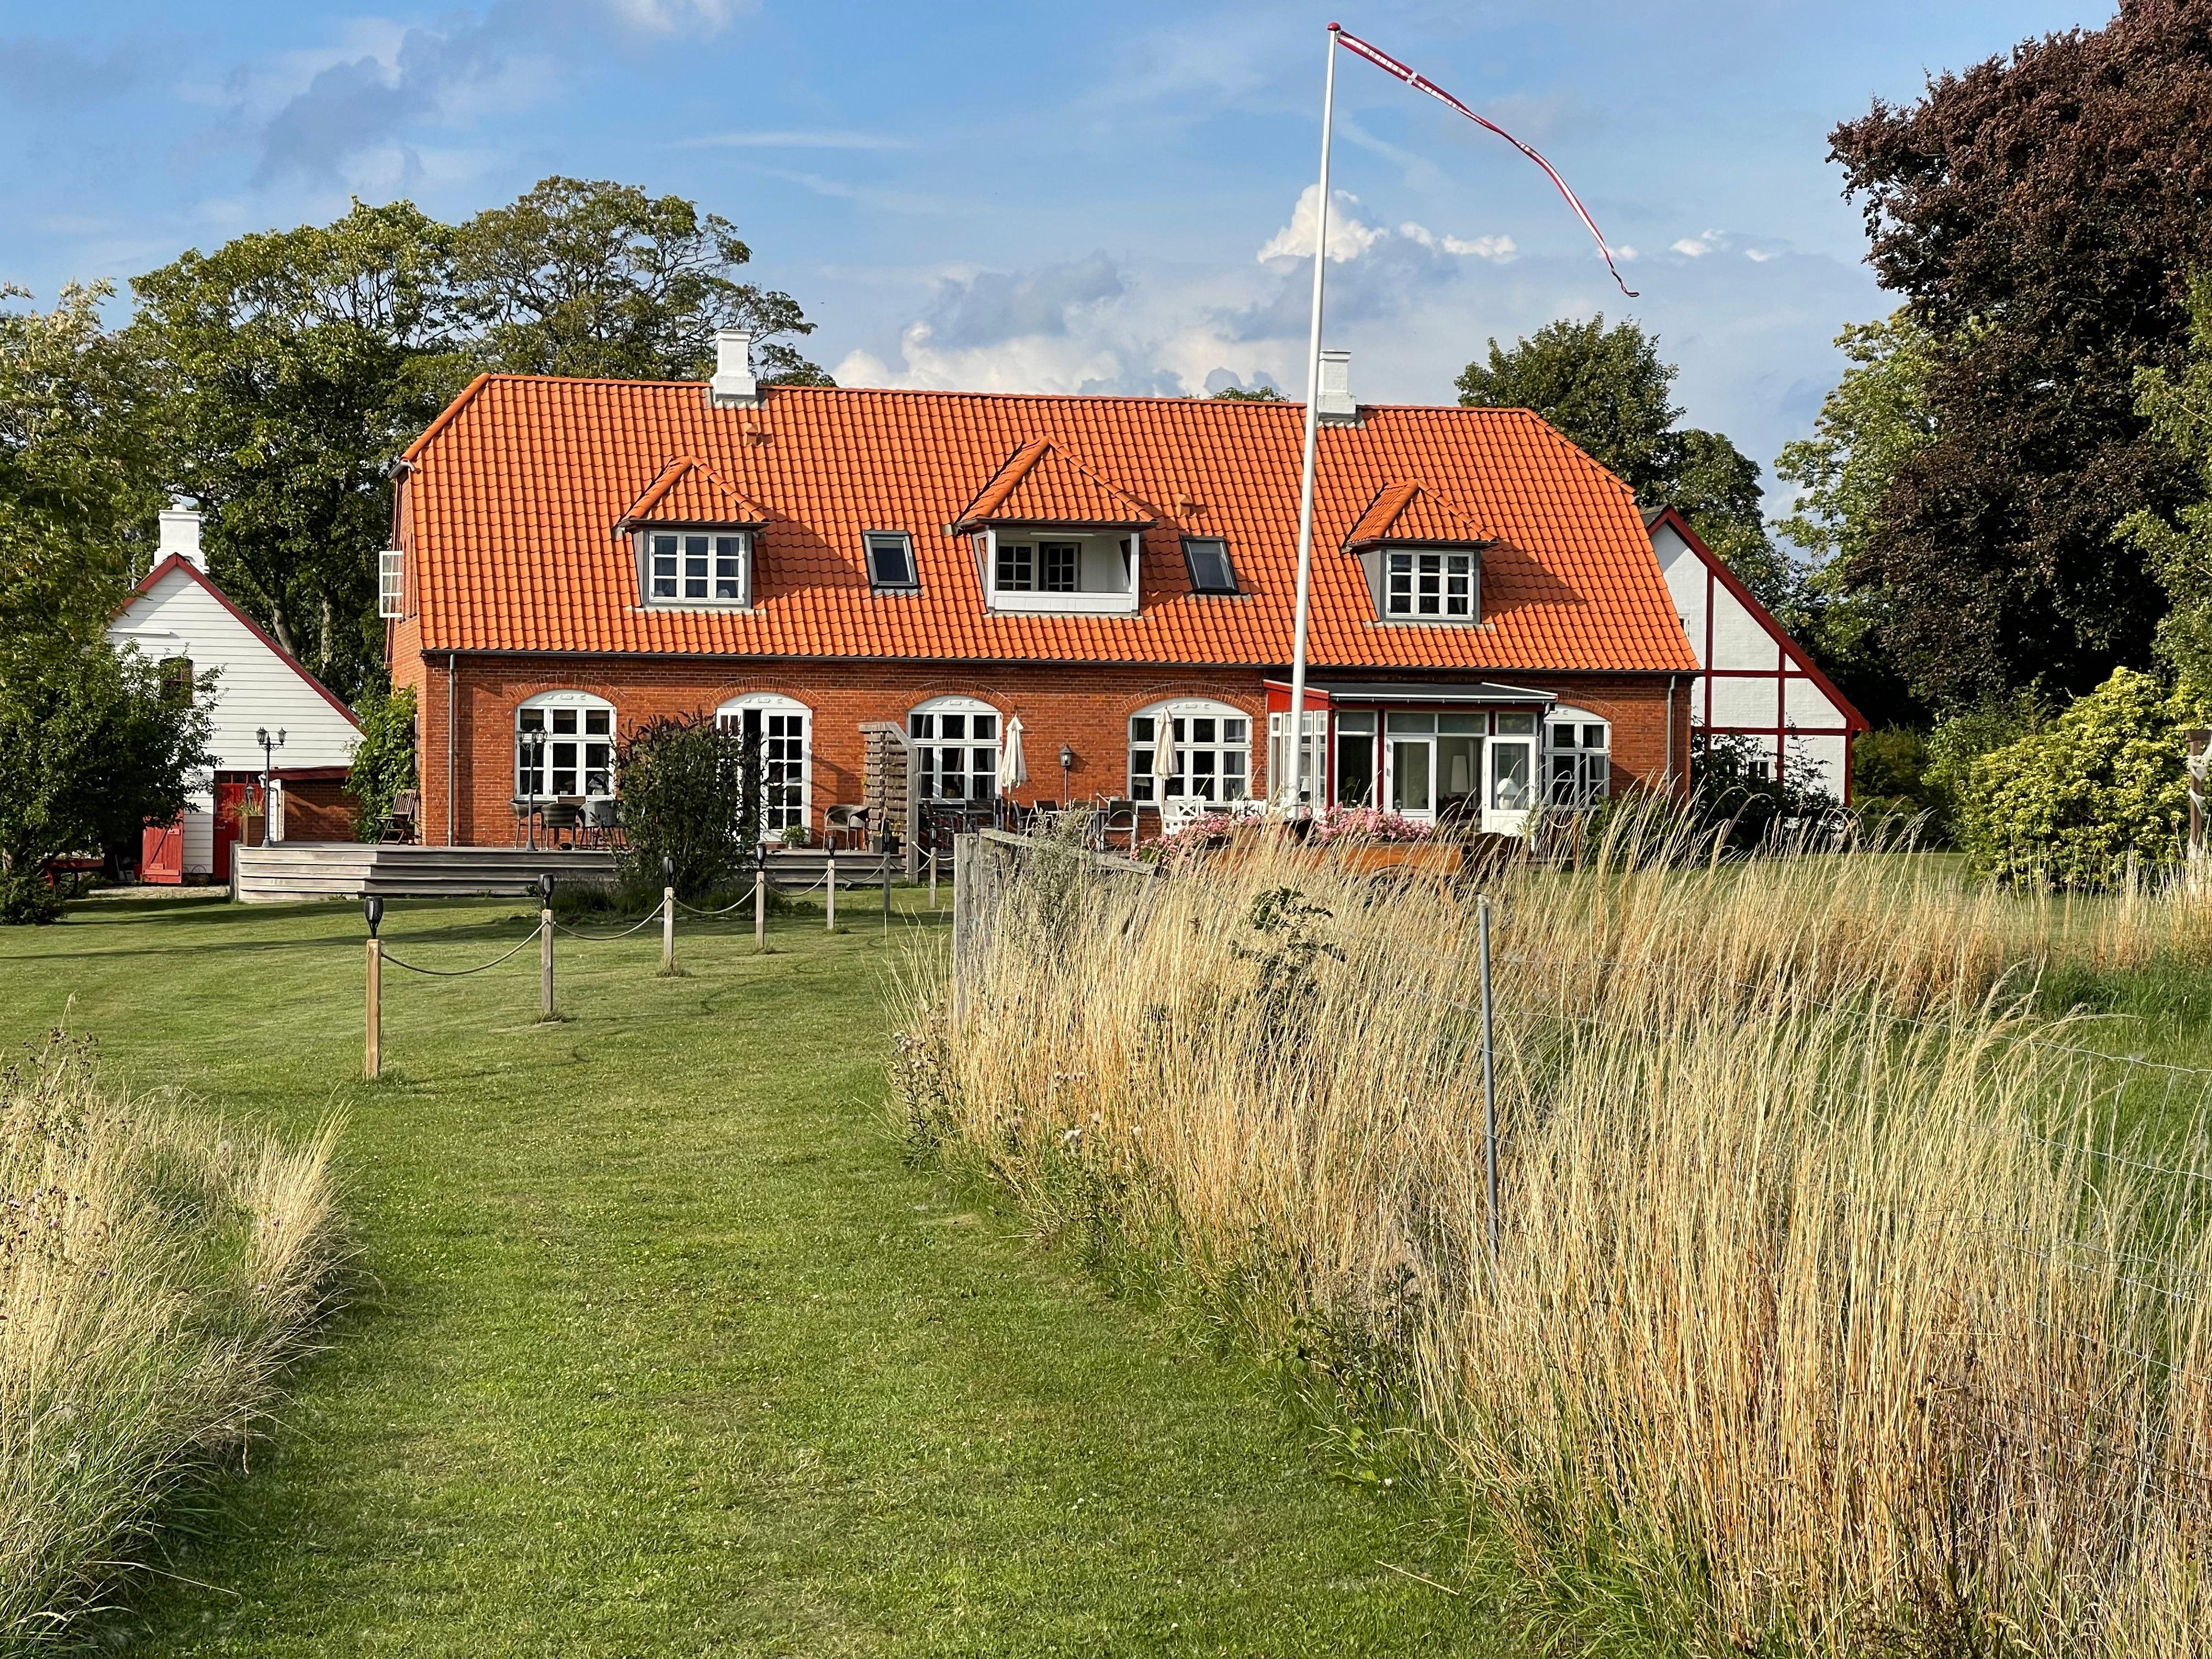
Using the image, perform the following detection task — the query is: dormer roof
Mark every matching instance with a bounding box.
[953,439,1155,531]
[617,456,767,531]
[1341,481,1491,551]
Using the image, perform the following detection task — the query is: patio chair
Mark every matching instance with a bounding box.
[1158,794,1210,834]
[382,791,420,844]
[1092,797,1139,854]
[824,804,870,851]
[539,799,583,848]
[584,797,621,848]
[511,798,538,847]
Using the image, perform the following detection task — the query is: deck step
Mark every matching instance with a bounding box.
[232,844,906,904]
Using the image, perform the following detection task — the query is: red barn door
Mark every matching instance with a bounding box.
[140,821,183,884]
[212,778,250,882]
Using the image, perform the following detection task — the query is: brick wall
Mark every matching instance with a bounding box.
[406,654,1688,847]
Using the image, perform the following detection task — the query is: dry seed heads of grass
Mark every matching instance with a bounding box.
[0,1035,342,1651]
[902,825,2212,1657]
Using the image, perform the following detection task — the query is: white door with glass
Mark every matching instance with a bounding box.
[1482,710,1539,834]
[1383,711,1485,826]
[716,694,811,835]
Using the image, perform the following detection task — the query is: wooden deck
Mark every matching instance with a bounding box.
[233,843,904,905]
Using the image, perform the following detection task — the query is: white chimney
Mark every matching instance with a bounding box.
[709,329,760,408]
[159,503,205,571]
[1314,348,1358,425]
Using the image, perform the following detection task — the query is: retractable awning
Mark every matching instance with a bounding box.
[1265,679,1557,706]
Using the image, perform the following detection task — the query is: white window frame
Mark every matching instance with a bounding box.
[909,696,1002,804]
[1543,706,1612,810]
[980,527,1140,615]
[378,549,405,619]
[1266,709,1328,809]
[516,690,616,802]
[1130,698,1251,806]
[638,527,752,608]
[716,693,811,834]
[1383,548,1477,621]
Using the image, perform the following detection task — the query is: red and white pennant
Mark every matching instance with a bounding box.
[1331,24,1639,298]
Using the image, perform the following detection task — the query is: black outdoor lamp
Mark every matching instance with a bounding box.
[1058,743,1075,807]
[255,725,286,847]
[363,894,383,937]
[661,854,674,888]
[537,871,555,907]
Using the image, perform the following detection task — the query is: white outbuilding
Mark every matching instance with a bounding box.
[105,507,362,884]
[1645,505,1866,801]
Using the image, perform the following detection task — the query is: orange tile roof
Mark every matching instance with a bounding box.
[399,375,1698,675]
[954,438,1156,529]
[1341,480,1488,550]
[619,456,767,528]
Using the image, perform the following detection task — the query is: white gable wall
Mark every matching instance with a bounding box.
[1652,518,1856,803]
[106,564,359,872]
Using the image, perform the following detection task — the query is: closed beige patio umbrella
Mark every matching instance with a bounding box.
[998,715,1029,795]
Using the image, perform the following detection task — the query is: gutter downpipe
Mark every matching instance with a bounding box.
[447,652,458,847]
[1280,22,1340,820]
[1666,672,1679,794]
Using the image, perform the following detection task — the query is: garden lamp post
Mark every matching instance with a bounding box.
[1058,743,1075,808]
[523,730,546,850]
[255,726,285,847]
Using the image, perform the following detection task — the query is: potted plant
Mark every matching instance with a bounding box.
[779,822,810,849]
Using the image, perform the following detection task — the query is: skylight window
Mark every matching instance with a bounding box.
[1182,537,1238,594]
[865,531,918,591]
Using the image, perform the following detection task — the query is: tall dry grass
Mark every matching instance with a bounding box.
[0,1035,341,1648]
[900,821,2212,1656]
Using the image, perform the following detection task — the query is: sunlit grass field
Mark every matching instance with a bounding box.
[0,891,1499,1657]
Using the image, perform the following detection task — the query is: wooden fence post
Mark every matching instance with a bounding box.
[540,907,554,1019]
[826,849,838,929]
[754,865,766,952]
[661,885,674,974]
[365,938,382,1079]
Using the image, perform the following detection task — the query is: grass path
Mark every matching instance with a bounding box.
[0,895,1497,1657]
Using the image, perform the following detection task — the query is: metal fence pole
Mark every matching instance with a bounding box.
[826,849,838,929]
[1479,894,1499,1265]
[365,938,382,1079]
[540,906,555,1019]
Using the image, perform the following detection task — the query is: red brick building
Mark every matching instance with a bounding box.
[383,336,1699,846]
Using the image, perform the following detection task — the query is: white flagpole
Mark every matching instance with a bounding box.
[1279,22,1339,821]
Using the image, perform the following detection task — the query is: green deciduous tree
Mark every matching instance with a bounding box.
[1827,0,2212,708]
[2120,272,2212,702]
[452,177,826,384]
[0,644,213,923]
[1957,668,2199,888]
[0,282,158,680]
[1455,315,1786,606]
[127,201,471,704]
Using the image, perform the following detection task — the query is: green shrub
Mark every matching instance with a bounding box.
[1959,668,2200,888]
[347,684,417,840]
[1849,726,1935,833]
[611,713,761,901]
[1924,690,2046,838]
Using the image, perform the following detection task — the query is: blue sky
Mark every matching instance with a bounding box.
[3,0,2108,505]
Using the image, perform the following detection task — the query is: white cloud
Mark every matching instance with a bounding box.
[601,0,749,35]
[1258,185,1385,264]
[1672,230,1727,257]
[1442,233,1516,261]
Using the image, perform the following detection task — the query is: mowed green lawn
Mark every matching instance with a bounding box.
[0,893,1498,1658]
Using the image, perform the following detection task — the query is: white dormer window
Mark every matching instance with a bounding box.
[1384,549,1476,620]
[640,529,751,608]
[977,526,1139,615]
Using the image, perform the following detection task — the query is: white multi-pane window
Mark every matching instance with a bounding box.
[516,692,615,800]
[909,696,1001,803]
[645,531,748,605]
[1130,699,1250,805]
[1384,550,1475,619]
[1544,708,1611,809]
[994,541,1035,592]
[377,549,404,618]
[1040,540,1080,592]
[717,693,810,833]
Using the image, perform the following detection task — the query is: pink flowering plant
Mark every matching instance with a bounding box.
[1307,806,1435,845]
